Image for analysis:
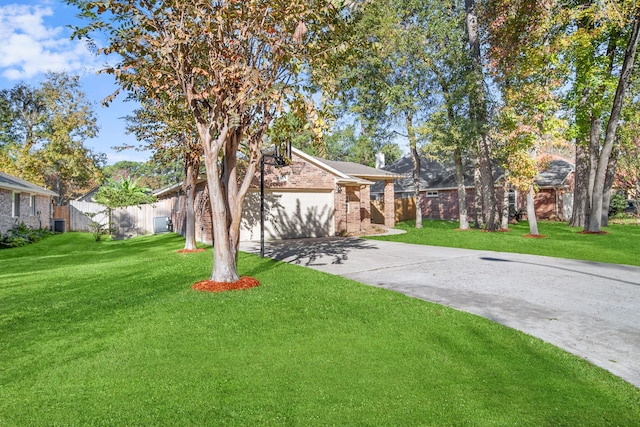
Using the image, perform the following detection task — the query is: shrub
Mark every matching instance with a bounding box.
[0,222,53,248]
[609,193,628,217]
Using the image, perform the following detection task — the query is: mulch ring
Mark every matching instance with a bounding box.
[523,234,548,238]
[192,276,260,292]
[577,230,610,235]
[177,248,206,253]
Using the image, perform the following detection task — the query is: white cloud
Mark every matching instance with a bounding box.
[0,3,100,81]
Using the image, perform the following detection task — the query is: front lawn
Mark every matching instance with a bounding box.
[1,233,638,425]
[370,220,640,266]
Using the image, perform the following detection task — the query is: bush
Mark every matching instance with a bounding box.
[609,193,628,217]
[0,222,53,248]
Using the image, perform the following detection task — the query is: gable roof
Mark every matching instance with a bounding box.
[535,158,575,187]
[288,147,402,185]
[372,154,574,194]
[0,171,58,197]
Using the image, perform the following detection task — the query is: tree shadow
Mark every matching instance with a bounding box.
[245,236,379,267]
[272,199,334,239]
[480,256,640,286]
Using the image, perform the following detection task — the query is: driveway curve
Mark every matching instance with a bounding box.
[241,237,640,388]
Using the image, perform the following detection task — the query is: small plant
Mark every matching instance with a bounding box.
[0,222,53,248]
[85,210,112,242]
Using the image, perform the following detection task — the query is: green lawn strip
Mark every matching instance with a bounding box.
[370,220,640,267]
[1,233,638,425]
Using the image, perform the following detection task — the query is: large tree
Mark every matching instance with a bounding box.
[0,72,104,204]
[464,0,501,231]
[68,0,346,282]
[565,1,640,231]
[485,0,568,236]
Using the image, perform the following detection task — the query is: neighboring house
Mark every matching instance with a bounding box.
[371,155,575,221]
[154,147,401,243]
[0,171,58,234]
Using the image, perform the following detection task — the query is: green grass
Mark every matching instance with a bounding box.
[370,220,640,266]
[1,233,639,425]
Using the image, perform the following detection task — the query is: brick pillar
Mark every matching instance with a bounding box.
[334,186,347,235]
[360,185,371,231]
[384,180,395,227]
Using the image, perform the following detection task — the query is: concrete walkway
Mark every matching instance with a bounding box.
[241,237,640,388]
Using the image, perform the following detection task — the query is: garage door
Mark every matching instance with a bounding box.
[240,190,334,241]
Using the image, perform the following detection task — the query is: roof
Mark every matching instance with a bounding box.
[0,171,58,197]
[535,159,575,187]
[371,154,574,194]
[315,157,403,181]
[153,147,402,196]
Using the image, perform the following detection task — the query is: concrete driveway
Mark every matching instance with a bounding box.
[241,237,640,388]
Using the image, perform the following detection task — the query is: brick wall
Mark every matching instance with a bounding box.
[0,189,53,234]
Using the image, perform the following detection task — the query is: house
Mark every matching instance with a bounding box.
[154,147,401,243]
[371,155,575,221]
[0,171,58,234]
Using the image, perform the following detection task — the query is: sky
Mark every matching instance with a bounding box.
[0,0,150,165]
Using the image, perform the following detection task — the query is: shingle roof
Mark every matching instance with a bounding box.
[317,157,403,180]
[535,159,575,187]
[371,155,574,194]
[0,171,58,197]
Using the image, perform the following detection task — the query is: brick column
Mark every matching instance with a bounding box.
[384,180,395,227]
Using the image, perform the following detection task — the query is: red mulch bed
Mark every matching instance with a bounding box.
[177,248,206,253]
[192,276,260,292]
[523,234,547,238]
[577,230,609,235]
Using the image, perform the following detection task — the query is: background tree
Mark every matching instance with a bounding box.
[564,1,640,231]
[102,160,183,190]
[94,176,157,238]
[126,96,203,251]
[68,0,348,282]
[0,72,104,204]
[485,0,569,236]
[464,0,501,231]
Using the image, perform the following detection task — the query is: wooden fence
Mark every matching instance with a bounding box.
[53,199,175,238]
[370,197,416,224]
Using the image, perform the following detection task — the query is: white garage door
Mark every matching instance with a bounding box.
[240,190,334,241]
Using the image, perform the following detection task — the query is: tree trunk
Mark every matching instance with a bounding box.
[465,0,500,231]
[570,142,589,227]
[406,111,422,229]
[501,180,509,230]
[454,147,470,230]
[526,186,539,235]
[586,13,640,232]
[473,159,484,229]
[601,152,617,227]
[205,156,240,282]
[182,155,200,251]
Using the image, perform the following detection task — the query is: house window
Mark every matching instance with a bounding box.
[425,191,439,198]
[12,192,20,217]
[30,195,36,216]
[508,189,516,211]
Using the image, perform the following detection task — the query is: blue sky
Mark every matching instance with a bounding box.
[0,0,149,164]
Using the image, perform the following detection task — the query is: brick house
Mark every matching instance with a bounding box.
[371,155,575,222]
[154,147,400,243]
[0,171,58,234]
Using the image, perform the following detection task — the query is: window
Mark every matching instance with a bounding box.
[508,189,516,211]
[30,195,36,216]
[425,191,439,198]
[12,192,20,217]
